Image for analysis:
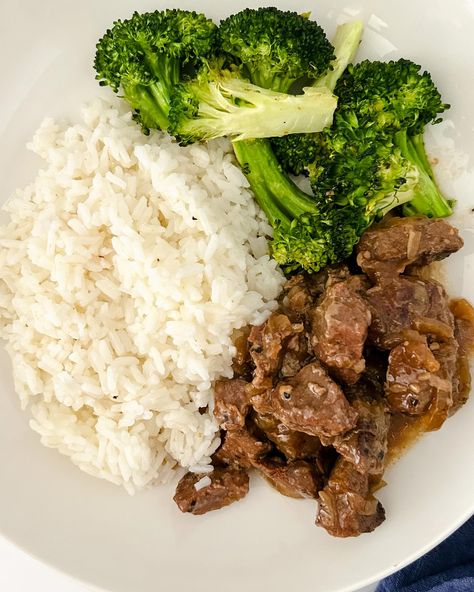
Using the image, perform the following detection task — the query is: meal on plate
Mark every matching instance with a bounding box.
[0,7,472,536]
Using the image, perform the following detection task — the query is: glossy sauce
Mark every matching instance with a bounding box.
[386,298,474,465]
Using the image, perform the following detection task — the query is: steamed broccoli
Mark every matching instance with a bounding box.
[219,7,335,93]
[228,20,366,272]
[233,139,362,272]
[274,59,453,221]
[94,10,218,132]
[168,68,337,145]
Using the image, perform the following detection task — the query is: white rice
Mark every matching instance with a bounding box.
[0,97,284,493]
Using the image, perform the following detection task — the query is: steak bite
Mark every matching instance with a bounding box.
[213,424,272,469]
[254,458,323,499]
[281,265,350,316]
[367,276,454,349]
[450,299,474,413]
[309,277,371,384]
[280,331,310,378]
[174,467,249,515]
[252,361,358,439]
[282,274,315,314]
[330,388,389,474]
[316,459,386,537]
[385,336,444,415]
[252,411,323,461]
[248,312,304,387]
[213,379,252,430]
[357,217,463,281]
[420,338,458,431]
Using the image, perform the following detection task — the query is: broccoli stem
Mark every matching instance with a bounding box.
[410,133,436,182]
[314,21,364,91]
[395,130,453,218]
[123,83,171,131]
[232,138,318,224]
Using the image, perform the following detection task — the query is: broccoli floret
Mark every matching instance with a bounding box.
[219,7,335,92]
[232,139,362,272]
[275,59,452,220]
[334,59,449,134]
[394,131,454,217]
[227,20,368,272]
[94,10,218,132]
[168,68,337,145]
[314,21,364,92]
[314,60,452,217]
[272,20,364,175]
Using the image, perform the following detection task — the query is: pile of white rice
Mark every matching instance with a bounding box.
[0,97,284,493]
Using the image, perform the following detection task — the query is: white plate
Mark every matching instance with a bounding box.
[0,1,473,591]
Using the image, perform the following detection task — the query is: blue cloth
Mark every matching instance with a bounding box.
[376,515,474,592]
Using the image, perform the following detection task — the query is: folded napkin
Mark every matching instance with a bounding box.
[377,516,474,592]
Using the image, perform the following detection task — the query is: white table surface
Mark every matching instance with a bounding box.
[0,534,378,592]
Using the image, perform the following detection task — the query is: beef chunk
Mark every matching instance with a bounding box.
[330,389,389,474]
[451,353,471,414]
[249,313,304,387]
[357,217,463,281]
[214,379,252,430]
[254,458,322,499]
[451,298,474,352]
[282,266,350,316]
[280,331,309,378]
[309,277,371,384]
[174,467,249,515]
[213,425,272,469]
[316,459,385,537]
[283,275,315,314]
[252,411,322,461]
[252,361,358,439]
[386,336,443,415]
[449,299,474,413]
[420,338,458,431]
[367,276,454,349]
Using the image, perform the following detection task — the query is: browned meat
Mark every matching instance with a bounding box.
[252,411,322,461]
[174,467,249,515]
[213,425,272,469]
[281,266,350,316]
[450,299,474,413]
[254,458,322,499]
[420,338,458,431]
[213,379,252,431]
[386,336,443,415]
[280,331,310,378]
[316,459,386,537]
[357,217,463,281]
[367,276,454,349]
[451,298,474,353]
[309,278,371,384]
[248,313,304,387]
[252,361,358,439]
[283,275,315,314]
[451,354,471,414]
[330,391,389,474]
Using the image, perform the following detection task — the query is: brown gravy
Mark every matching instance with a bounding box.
[386,298,474,465]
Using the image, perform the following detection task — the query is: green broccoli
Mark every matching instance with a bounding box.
[334,59,449,134]
[274,59,453,222]
[168,68,337,145]
[219,7,335,93]
[232,139,362,272]
[94,10,218,132]
[226,19,366,272]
